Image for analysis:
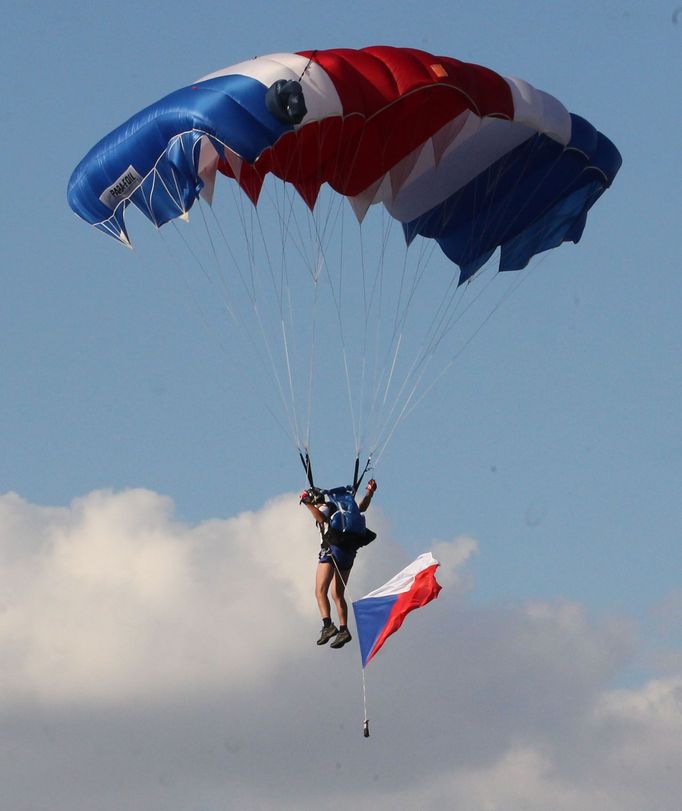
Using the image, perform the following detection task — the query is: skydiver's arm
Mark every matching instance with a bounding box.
[302,502,328,526]
[357,480,377,513]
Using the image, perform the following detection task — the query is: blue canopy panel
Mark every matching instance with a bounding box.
[402,114,622,284]
[67,76,292,243]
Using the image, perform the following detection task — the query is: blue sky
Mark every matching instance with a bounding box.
[2,2,681,809]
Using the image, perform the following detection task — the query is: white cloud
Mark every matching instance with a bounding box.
[1,489,681,811]
[0,489,316,704]
[431,534,478,588]
[413,746,623,811]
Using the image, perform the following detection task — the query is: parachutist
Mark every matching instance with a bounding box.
[301,479,377,647]
[363,719,370,738]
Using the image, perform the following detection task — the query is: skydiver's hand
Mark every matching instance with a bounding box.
[300,489,313,504]
[367,479,377,494]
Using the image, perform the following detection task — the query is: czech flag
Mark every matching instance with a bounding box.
[352,553,442,667]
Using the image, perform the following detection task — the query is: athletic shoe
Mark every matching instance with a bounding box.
[317,623,339,645]
[330,627,352,649]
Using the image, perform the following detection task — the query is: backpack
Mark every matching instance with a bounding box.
[322,486,377,550]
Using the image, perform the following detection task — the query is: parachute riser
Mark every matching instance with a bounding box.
[299,452,371,497]
[352,456,372,496]
[299,451,315,489]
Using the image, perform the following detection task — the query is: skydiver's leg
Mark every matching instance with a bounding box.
[330,567,351,627]
[315,561,334,619]
[315,561,340,644]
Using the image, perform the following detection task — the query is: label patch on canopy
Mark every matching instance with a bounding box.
[99,165,143,210]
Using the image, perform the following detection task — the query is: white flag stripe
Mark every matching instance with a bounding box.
[359,552,440,600]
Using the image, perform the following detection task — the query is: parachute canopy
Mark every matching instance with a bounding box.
[67,48,621,469]
[67,46,621,281]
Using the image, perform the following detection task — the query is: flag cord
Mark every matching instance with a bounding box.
[362,670,370,738]
[325,539,370,738]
